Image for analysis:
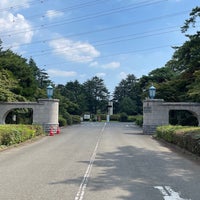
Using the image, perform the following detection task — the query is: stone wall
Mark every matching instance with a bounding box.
[0,99,59,133]
[143,99,200,134]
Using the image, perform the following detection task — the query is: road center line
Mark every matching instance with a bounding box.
[74,123,106,200]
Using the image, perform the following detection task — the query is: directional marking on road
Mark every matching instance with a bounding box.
[154,186,191,200]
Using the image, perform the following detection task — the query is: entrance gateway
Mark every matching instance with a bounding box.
[0,98,59,133]
[143,99,200,134]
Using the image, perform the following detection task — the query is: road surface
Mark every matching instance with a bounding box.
[0,122,200,200]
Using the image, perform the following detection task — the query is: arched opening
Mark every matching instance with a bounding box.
[169,110,198,126]
[5,108,33,124]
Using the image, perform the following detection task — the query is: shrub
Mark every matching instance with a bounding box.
[110,114,120,121]
[100,114,106,121]
[134,115,143,127]
[119,112,128,122]
[59,116,67,126]
[0,124,44,147]
[156,125,181,143]
[65,112,72,125]
[72,115,81,124]
[127,116,135,122]
[91,114,97,122]
[155,125,200,156]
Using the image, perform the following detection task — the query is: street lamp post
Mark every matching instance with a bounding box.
[149,84,156,99]
[47,85,53,99]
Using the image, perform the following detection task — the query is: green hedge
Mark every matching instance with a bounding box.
[0,124,44,147]
[119,113,128,122]
[71,115,81,124]
[59,116,67,126]
[133,115,143,127]
[110,114,120,121]
[155,125,200,156]
[59,115,81,126]
[65,112,72,125]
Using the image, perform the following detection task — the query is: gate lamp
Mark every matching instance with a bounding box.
[47,85,53,99]
[149,84,156,99]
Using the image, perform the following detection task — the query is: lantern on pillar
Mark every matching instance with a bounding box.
[149,84,156,99]
[47,85,53,99]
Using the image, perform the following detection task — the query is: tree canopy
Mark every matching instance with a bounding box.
[0,6,200,122]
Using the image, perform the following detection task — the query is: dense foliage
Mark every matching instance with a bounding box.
[0,6,200,125]
[0,125,44,147]
[155,125,200,156]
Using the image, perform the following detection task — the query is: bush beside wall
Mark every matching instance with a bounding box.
[71,115,81,124]
[0,124,44,147]
[134,115,143,127]
[155,125,200,156]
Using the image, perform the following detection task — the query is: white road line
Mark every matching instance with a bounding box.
[154,186,191,200]
[74,123,106,200]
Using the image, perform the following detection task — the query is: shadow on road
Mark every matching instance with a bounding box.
[50,139,200,199]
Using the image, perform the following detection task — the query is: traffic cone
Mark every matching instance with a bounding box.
[49,126,54,136]
[56,126,60,134]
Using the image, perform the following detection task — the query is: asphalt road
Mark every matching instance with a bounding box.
[0,122,200,200]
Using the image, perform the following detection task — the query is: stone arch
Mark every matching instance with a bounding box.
[168,109,199,126]
[143,99,200,134]
[1,104,35,124]
[3,107,33,124]
[0,99,59,133]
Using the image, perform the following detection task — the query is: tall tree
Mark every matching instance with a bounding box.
[181,6,200,36]
[28,57,50,89]
[0,69,25,101]
[187,70,200,101]
[113,74,142,114]
[83,76,109,114]
[0,50,37,100]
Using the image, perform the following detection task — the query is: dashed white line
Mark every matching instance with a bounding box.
[74,123,106,200]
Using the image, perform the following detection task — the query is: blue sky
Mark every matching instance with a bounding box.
[0,0,199,93]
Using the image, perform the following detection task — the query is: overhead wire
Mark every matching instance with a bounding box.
[41,43,182,69]
[26,0,166,21]
[0,0,48,12]
[24,0,110,20]
[4,24,181,50]
[25,26,181,57]
[0,0,193,71]
[0,0,108,13]
[3,10,189,50]
[0,0,168,38]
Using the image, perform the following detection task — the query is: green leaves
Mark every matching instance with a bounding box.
[0,125,44,146]
[181,6,200,34]
[83,76,109,114]
[113,74,142,115]
[156,125,200,156]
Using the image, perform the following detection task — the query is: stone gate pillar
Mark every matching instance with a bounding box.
[33,99,59,133]
[143,99,168,134]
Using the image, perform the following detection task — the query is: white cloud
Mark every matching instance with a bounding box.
[102,62,120,69]
[0,12,33,49]
[45,10,64,20]
[89,61,99,67]
[0,1,33,49]
[47,69,77,77]
[96,72,106,77]
[119,72,127,79]
[49,38,100,63]
[90,61,120,69]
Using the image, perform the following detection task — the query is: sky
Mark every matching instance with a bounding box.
[0,0,199,93]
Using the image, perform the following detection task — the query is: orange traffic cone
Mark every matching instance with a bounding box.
[56,126,60,134]
[49,126,54,136]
